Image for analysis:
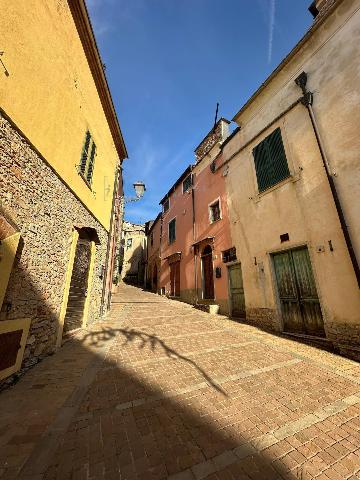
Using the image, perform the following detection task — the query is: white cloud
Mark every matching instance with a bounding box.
[268,0,276,64]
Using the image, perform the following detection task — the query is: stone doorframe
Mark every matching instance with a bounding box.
[56,229,96,348]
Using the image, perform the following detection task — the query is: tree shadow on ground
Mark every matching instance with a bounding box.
[81,326,228,396]
[0,276,348,479]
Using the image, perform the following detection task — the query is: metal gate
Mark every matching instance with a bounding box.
[63,239,92,333]
[228,263,245,318]
[272,246,324,337]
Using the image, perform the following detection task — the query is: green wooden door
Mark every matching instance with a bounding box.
[273,247,324,336]
[228,264,245,318]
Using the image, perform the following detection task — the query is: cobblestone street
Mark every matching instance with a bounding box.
[1,284,360,480]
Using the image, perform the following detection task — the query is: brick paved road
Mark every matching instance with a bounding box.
[1,284,360,480]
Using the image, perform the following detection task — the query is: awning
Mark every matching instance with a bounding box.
[191,236,214,247]
[164,252,182,264]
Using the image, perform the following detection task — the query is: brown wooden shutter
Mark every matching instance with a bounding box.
[0,330,23,371]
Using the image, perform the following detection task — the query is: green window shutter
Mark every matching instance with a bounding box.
[86,141,96,183]
[253,127,290,192]
[80,131,91,175]
[169,219,176,243]
[253,139,272,193]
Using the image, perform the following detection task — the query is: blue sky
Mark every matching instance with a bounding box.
[86,0,313,224]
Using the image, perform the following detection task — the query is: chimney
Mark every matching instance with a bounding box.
[308,0,334,19]
[194,118,230,163]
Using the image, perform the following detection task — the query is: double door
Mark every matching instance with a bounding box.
[273,247,324,336]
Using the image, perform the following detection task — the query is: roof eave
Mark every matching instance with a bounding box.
[232,0,343,123]
[68,0,128,161]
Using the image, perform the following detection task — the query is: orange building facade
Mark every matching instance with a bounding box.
[157,119,244,316]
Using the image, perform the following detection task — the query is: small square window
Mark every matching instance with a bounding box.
[222,247,237,263]
[126,238,133,249]
[182,174,192,193]
[168,218,176,244]
[163,198,170,213]
[209,200,221,223]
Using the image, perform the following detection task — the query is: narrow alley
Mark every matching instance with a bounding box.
[1,284,360,480]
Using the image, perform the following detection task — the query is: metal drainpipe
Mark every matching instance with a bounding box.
[191,180,198,304]
[295,72,360,288]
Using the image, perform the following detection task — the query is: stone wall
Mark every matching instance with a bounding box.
[0,114,108,382]
[194,119,230,162]
[245,308,280,332]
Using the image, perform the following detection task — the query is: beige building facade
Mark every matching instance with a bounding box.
[120,222,146,285]
[215,0,360,358]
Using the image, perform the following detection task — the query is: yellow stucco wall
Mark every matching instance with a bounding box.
[0,0,119,230]
[223,0,360,330]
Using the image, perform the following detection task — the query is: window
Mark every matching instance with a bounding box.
[126,238,132,249]
[150,233,154,246]
[163,198,170,213]
[222,247,237,263]
[168,218,176,244]
[209,200,221,223]
[253,127,290,193]
[182,174,192,193]
[79,130,96,185]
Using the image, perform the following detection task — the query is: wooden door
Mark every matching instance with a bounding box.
[273,247,324,336]
[152,264,158,292]
[170,261,180,297]
[63,239,92,333]
[202,246,214,299]
[228,263,245,317]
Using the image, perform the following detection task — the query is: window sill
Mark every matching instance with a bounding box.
[210,218,222,224]
[252,172,300,203]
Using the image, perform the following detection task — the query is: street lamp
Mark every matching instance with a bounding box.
[133,181,146,200]
[122,181,146,204]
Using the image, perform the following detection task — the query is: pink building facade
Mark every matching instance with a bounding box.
[158,119,244,316]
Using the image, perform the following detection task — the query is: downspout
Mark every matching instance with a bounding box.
[295,71,360,288]
[191,171,198,304]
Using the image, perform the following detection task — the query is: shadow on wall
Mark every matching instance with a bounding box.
[0,285,305,479]
[0,212,62,383]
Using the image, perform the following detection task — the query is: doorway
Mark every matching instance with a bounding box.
[201,245,214,299]
[170,261,180,297]
[63,237,93,334]
[152,263,158,292]
[228,263,245,317]
[272,246,325,337]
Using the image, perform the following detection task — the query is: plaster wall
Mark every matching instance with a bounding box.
[146,216,161,291]
[0,0,120,230]
[192,150,234,314]
[160,174,194,297]
[160,142,234,314]
[223,0,360,351]
[121,223,146,284]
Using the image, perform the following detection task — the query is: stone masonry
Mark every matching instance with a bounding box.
[0,113,108,384]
